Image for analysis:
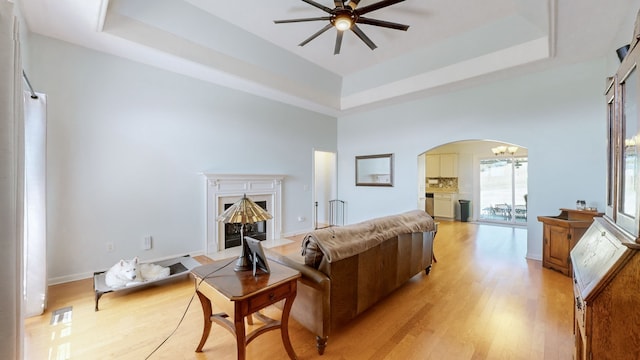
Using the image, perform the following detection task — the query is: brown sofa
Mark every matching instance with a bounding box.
[267,209,436,355]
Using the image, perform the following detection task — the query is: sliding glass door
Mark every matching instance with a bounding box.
[479,157,528,224]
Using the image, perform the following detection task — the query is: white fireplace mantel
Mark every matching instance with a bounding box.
[203,174,285,254]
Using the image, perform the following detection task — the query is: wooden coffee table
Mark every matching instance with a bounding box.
[191,259,300,359]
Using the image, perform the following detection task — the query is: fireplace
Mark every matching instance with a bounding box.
[203,174,284,254]
[223,200,268,248]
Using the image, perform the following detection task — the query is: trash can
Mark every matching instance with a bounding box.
[459,200,470,222]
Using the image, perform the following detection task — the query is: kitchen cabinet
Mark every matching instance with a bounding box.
[425,154,457,178]
[434,193,454,218]
[440,154,458,177]
[425,154,440,177]
[537,208,602,276]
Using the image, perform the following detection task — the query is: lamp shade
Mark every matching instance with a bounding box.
[217,195,272,224]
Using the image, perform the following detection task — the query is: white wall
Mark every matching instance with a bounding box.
[337,59,606,261]
[1,3,21,358]
[457,152,474,218]
[28,34,337,283]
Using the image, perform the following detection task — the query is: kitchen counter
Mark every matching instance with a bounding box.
[426,177,458,194]
[426,187,459,194]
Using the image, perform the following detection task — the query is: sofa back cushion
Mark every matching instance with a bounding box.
[300,210,435,269]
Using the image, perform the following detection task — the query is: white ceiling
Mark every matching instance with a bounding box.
[18,0,639,116]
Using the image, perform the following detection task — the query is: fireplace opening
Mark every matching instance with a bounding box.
[223,200,267,249]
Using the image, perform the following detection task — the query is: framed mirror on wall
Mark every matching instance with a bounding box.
[355,153,394,186]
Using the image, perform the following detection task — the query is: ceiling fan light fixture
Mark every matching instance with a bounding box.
[334,14,353,31]
[275,0,409,53]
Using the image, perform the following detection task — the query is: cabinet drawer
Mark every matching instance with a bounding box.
[248,281,293,313]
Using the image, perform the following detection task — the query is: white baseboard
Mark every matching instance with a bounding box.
[525,253,543,262]
[281,229,311,238]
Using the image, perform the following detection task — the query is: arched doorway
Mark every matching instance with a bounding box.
[418,140,528,225]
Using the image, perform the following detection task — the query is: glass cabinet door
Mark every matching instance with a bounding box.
[617,64,639,236]
[605,77,617,220]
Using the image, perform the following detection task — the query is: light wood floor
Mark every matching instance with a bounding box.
[24,221,574,359]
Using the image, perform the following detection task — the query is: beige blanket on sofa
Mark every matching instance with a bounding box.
[302,210,435,264]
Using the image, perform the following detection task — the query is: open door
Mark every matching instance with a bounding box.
[313,150,337,229]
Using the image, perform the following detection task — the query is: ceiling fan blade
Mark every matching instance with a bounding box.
[351,24,377,50]
[356,17,409,31]
[334,31,344,55]
[347,0,361,10]
[299,23,334,47]
[274,16,331,24]
[301,0,334,13]
[356,0,405,16]
[334,0,344,9]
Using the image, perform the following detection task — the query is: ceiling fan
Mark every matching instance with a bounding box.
[274,0,409,55]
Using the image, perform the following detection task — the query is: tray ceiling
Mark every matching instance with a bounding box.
[18,0,639,115]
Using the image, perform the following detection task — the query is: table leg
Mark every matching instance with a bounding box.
[280,291,298,359]
[195,290,212,352]
[234,307,246,360]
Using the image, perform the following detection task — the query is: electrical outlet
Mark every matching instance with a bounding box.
[106,242,114,252]
[142,236,152,250]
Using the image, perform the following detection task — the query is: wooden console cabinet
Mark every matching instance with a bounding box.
[537,208,602,276]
